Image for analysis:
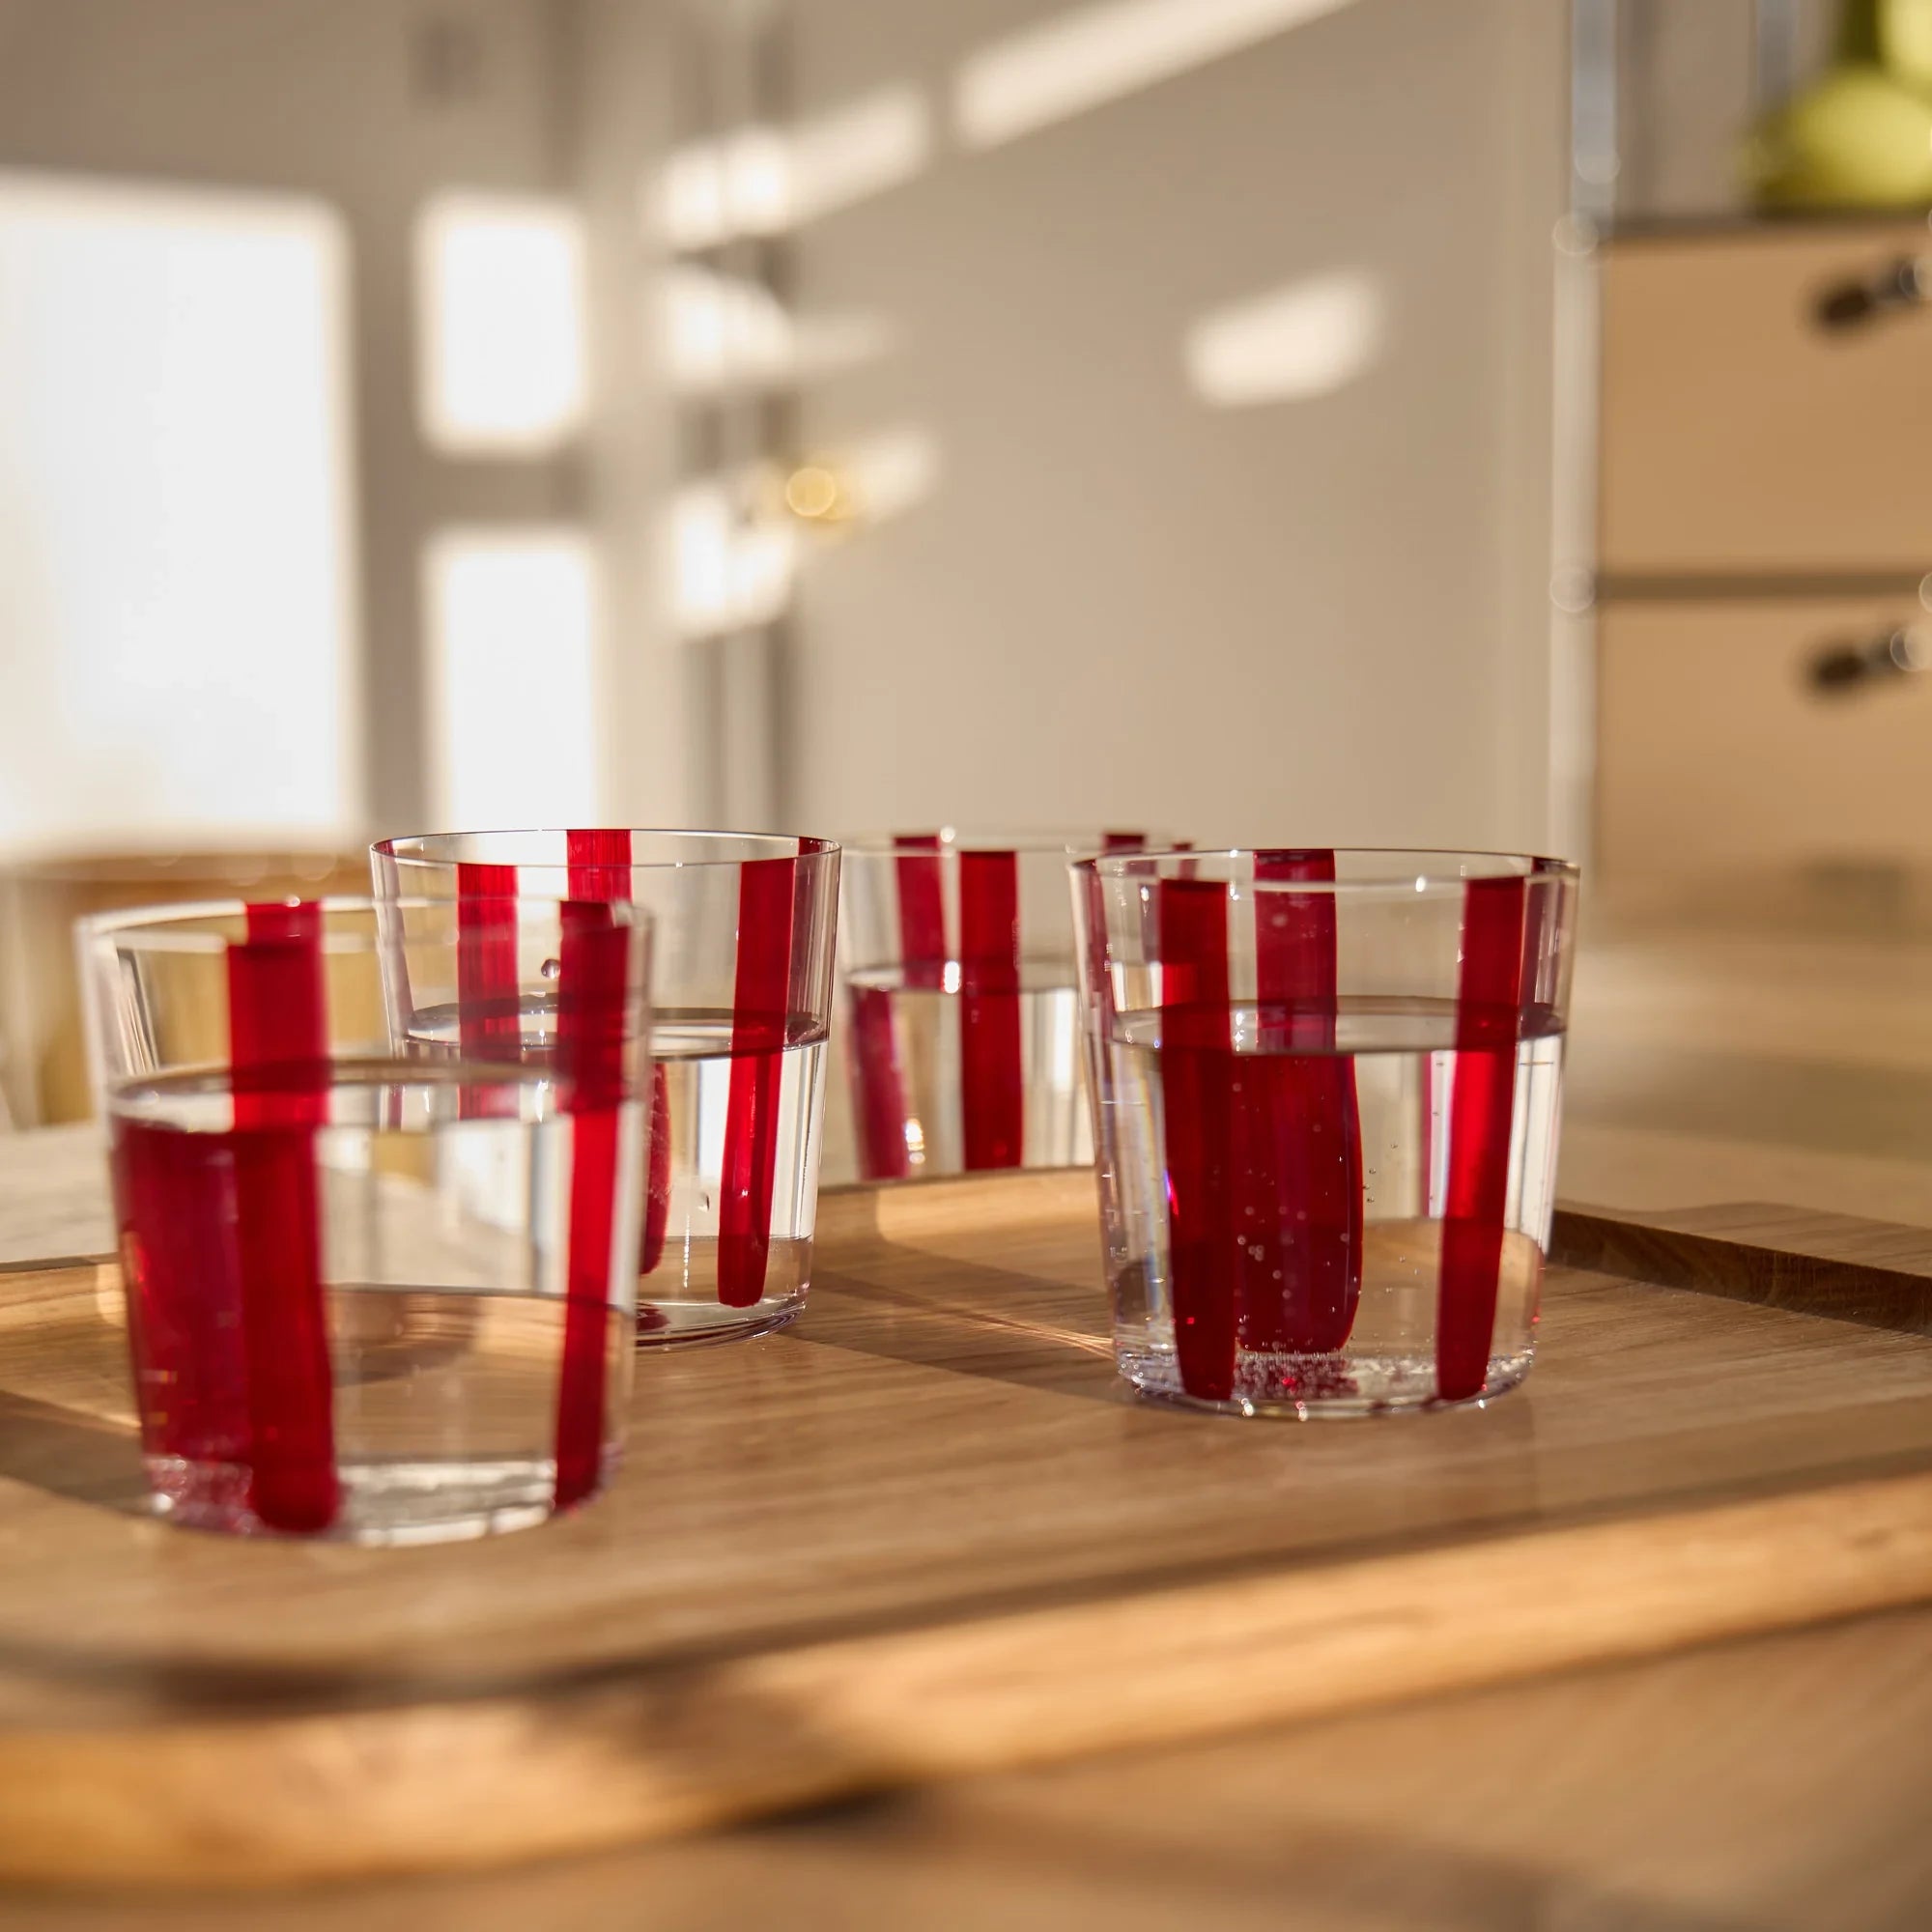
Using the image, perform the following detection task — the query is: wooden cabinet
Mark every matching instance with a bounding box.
[1597,598,1932,876]
[1602,224,1932,578]
[1596,222,1932,876]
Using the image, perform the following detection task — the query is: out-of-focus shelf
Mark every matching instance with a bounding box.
[1601,207,1932,244]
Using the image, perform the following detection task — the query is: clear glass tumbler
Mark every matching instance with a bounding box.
[1073,849,1578,1416]
[0,848,364,1127]
[839,831,1166,1180]
[80,895,651,1541]
[374,831,839,1345]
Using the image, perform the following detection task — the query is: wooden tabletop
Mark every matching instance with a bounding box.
[8,1604,1930,1931]
[8,902,1932,1922]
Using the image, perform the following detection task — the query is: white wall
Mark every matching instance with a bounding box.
[0,0,1569,851]
[778,0,1566,851]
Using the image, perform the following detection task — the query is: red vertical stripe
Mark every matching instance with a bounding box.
[1100,831,1147,853]
[561,832,667,1282]
[894,833,945,991]
[227,901,338,1533]
[457,862,521,1091]
[850,982,911,1179]
[566,828,633,907]
[959,848,1023,1171]
[552,900,631,1510]
[1435,874,1530,1402]
[1157,877,1238,1403]
[640,1064,671,1276]
[1241,850,1363,1355]
[113,1117,249,1473]
[554,830,634,1502]
[719,853,797,1308]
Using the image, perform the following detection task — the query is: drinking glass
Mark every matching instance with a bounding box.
[1073,849,1577,1415]
[839,831,1166,1179]
[374,831,839,1345]
[0,849,363,1127]
[81,895,651,1540]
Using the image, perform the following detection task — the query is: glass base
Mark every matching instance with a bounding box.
[145,1451,616,1543]
[1117,1346,1535,1418]
[635,1292,805,1348]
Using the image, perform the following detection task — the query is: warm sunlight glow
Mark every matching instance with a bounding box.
[655,85,931,248]
[955,0,1357,148]
[666,483,798,638]
[841,425,942,525]
[425,529,599,827]
[660,265,891,394]
[783,466,845,521]
[1184,270,1383,406]
[418,194,586,453]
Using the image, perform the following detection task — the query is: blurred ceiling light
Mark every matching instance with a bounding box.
[659,265,892,395]
[955,0,1356,148]
[778,428,939,536]
[0,172,358,849]
[655,85,931,249]
[424,529,599,827]
[666,481,798,638]
[1184,270,1383,406]
[782,465,846,523]
[417,193,585,454]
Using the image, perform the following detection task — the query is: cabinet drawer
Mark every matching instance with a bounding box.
[1597,599,1932,877]
[1601,225,1932,576]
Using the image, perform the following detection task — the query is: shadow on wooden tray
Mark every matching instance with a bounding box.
[797,1173,1124,1402]
[0,1385,148,1514]
[800,1260,1122,1403]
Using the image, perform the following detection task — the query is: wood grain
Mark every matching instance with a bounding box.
[12,1599,1932,1929]
[1554,1198,1932,1333]
[6,1171,1932,1882]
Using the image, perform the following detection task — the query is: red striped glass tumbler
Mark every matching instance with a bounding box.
[1072,849,1578,1415]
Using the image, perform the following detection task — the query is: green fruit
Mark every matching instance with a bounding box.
[1878,0,1932,91]
[1746,65,1932,209]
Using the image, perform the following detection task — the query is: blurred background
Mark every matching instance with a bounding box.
[7,0,1932,1208]
[0,0,1567,858]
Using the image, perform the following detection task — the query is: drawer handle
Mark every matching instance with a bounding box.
[1808,625,1929,693]
[1815,255,1932,330]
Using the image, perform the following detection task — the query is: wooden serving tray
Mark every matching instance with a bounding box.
[5,1171,1932,1886]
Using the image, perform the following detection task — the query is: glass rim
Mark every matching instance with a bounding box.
[1080,847,1580,897]
[373,828,838,871]
[77,894,647,956]
[843,827,1172,856]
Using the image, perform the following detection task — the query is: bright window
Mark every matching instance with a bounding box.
[0,172,359,851]
[424,528,600,829]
